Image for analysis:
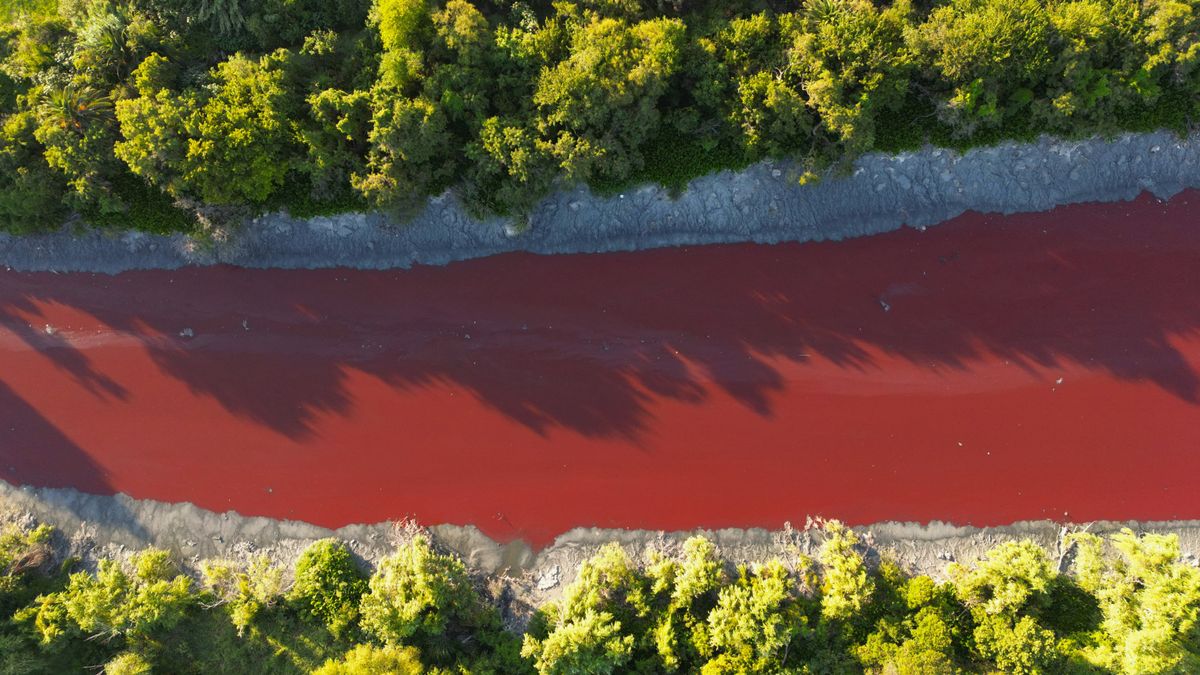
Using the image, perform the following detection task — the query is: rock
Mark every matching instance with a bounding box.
[536,564,561,590]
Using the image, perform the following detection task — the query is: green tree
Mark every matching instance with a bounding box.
[104,651,153,675]
[180,51,298,204]
[355,94,456,209]
[26,549,193,646]
[790,0,913,153]
[200,555,285,636]
[523,609,634,675]
[818,521,875,623]
[289,539,368,638]
[1037,0,1145,131]
[1070,529,1200,673]
[533,15,685,183]
[0,111,66,232]
[645,537,726,672]
[703,560,804,673]
[908,0,1054,137]
[703,12,812,157]
[312,643,425,674]
[949,540,1061,673]
[114,54,190,195]
[359,534,502,666]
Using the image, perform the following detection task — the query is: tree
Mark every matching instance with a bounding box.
[104,651,153,675]
[908,0,1054,137]
[371,0,432,93]
[1069,529,1200,673]
[200,555,285,636]
[523,609,634,675]
[289,539,368,638]
[949,540,1061,672]
[194,0,246,37]
[117,50,298,204]
[301,87,371,201]
[646,537,726,672]
[33,83,123,212]
[114,54,191,195]
[703,12,812,157]
[359,534,501,666]
[312,643,425,675]
[180,51,298,204]
[0,111,66,232]
[533,15,685,183]
[26,549,193,646]
[949,540,1055,617]
[1037,0,1146,131]
[790,0,913,153]
[355,94,456,209]
[817,521,875,622]
[1140,0,1200,98]
[703,561,803,673]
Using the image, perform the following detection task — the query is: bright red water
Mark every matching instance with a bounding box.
[2,191,1199,547]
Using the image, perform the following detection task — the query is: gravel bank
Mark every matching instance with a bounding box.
[5,481,1199,624]
[1,131,1196,273]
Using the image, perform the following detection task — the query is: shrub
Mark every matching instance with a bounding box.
[289,539,368,637]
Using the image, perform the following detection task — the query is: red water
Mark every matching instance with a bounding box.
[2,191,1199,547]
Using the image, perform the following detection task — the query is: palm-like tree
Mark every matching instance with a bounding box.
[804,0,848,26]
[38,85,114,133]
[194,0,245,36]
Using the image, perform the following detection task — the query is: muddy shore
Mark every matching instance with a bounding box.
[1,131,1197,273]
[5,482,1198,619]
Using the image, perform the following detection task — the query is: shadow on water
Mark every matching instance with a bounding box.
[0,191,1198,443]
[0,381,149,539]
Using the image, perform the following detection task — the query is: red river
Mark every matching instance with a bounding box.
[2,191,1199,547]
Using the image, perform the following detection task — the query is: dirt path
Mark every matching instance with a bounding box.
[2,191,1199,547]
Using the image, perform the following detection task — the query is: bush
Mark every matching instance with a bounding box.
[289,539,368,638]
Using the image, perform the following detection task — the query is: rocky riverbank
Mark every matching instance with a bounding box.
[4,481,1198,624]
[2,130,1197,273]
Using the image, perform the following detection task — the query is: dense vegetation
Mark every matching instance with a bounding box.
[2,519,1199,673]
[1,0,1198,233]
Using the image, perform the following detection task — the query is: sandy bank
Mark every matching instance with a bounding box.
[1,131,1197,273]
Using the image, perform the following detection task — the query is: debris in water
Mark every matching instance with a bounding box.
[43,324,56,336]
[879,298,891,312]
[179,328,194,338]
[1056,377,1064,384]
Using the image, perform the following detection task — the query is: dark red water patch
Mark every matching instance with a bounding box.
[2,191,1199,547]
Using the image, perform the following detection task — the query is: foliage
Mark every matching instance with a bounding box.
[0,111,66,232]
[817,520,875,622]
[4,0,1200,236]
[201,555,285,636]
[24,548,192,652]
[312,643,425,674]
[2,520,1200,673]
[289,539,368,638]
[359,534,508,667]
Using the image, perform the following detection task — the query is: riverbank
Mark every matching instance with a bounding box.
[5,480,1199,619]
[2,130,1197,273]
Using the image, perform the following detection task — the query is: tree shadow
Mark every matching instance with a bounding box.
[0,190,1197,443]
[0,381,149,540]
